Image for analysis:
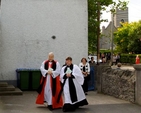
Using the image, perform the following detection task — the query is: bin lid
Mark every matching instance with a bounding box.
[16,68,40,72]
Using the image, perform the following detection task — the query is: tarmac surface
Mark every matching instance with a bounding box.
[0,91,141,113]
[112,65,134,70]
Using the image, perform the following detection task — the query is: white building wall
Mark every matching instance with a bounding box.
[0,0,88,81]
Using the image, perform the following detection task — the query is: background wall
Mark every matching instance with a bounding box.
[0,0,88,83]
[97,66,135,103]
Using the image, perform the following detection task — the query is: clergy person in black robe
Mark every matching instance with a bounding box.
[60,57,88,112]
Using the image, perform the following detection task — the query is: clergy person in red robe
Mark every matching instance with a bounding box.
[36,52,63,110]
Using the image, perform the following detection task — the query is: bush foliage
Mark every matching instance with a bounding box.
[120,54,141,64]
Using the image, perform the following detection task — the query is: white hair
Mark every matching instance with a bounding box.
[48,52,54,56]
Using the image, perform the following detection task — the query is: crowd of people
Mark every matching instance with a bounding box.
[100,53,121,65]
[35,52,124,112]
[36,52,96,112]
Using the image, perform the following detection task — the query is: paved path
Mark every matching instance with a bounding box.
[0,91,141,113]
[112,65,134,70]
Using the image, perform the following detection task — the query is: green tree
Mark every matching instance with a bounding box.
[114,21,141,53]
[88,0,128,54]
[88,0,113,54]
[114,22,130,53]
[88,0,98,54]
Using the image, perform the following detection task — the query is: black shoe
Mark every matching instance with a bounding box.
[63,104,76,112]
[48,105,53,111]
[85,93,88,95]
[63,108,67,112]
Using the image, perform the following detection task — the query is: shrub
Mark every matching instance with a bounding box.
[120,54,141,64]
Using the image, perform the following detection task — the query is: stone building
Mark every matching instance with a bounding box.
[100,23,117,50]
[0,0,88,85]
[100,8,129,50]
[114,8,129,28]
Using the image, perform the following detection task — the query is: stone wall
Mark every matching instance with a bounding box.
[98,66,135,102]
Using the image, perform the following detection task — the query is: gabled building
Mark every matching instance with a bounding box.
[100,8,129,50]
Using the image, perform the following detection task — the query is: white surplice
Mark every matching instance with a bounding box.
[60,64,86,104]
[40,61,61,105]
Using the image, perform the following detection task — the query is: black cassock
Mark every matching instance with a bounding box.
[60,64,88,112]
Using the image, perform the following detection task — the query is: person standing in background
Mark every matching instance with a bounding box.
[79,58,90,95]
[101,53,106,63]
[136,55,140,64]
[116,54,120,65]
[89,57,96,91]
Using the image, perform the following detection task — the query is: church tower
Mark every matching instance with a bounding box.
[113,8,128,27]
[100,8,129,50]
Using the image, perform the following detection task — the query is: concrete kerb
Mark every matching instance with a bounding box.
[133,64,141,105]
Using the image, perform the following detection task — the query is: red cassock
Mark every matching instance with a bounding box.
[36,61,63,109]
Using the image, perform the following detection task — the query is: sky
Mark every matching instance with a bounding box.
[100,0,141,28]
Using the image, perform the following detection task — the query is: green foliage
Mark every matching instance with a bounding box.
[88,0,113,54]
[120,54,141,64]
[100,0,113,6]
[88,0,98,53]
[100,49,118,54]
[88,0,128,54]
[114,21,141,53]
[109,0,129,14]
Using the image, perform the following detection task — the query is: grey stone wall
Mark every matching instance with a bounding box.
[99,66,135,102]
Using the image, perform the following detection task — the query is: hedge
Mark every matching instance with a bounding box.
[98,50,141,64]
[120,54,141,64]
[100,49,119,54]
